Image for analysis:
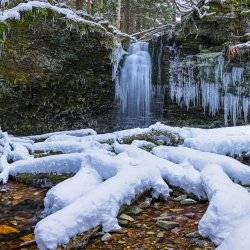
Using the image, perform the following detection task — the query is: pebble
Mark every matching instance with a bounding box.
[101,233,112,242]
[185,212,196,219]
[127,206,143,215]
[119,214,135,222]
[173,194,187,201]
[157,232,164,238]
[186,231,202,239]
[180,198,197,205]
[156,220,179,230]
[118,219,129,225]
[190,238,209,247]
[139,197,152,208]
[175,215,188,223]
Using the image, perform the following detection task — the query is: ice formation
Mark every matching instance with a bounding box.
[169,53,249,126]
[0,123,250,249]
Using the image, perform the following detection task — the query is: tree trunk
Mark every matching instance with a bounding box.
[99,0,104,17]
[75,0,84,10]
[123,0,130,33]
[116,0,122,29]
[87,0,93,15]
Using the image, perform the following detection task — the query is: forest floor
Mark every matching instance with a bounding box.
[0,181,214,250]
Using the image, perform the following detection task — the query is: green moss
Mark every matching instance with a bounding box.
[120,129,183,146]
[14,173,74,187]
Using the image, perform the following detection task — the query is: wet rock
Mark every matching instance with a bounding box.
[185,212,196,219]
[156,220,179,230]
[186,231,202,239]
[118,219,129,226]
[101,233,112,242]
[190,238,209,247]
[138,197,152,209]
[127,206,143,215]
[171,227,181,234]
[119,214,135,222]
[175,215,188,223]
[180,198,197,205]
[157,232,164,238]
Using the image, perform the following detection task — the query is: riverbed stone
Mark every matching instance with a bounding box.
[156,220,179,230]
[180,198,197,205]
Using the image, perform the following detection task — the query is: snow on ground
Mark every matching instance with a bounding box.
[0,123,250,249]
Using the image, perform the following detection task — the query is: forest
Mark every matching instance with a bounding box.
[0,0,249,249]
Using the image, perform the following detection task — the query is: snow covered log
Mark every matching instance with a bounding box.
[152,146,250,185]
[35,152,170,250]
[183,135,250,156]
[33,140,109,154]
[114,144,205,198]
[22,128,96,142]
[44,166,102,215]
[198,165,250,246]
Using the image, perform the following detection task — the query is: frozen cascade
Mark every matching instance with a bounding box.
[116,42,152,118]
[169,53,249,125]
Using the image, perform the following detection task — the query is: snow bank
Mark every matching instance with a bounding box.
[199,165,250,245]
[152,146,250,185]
[184,135,250,156]
[35,152,170,250]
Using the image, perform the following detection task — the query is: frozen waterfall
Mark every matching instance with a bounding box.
[116,42,152,119]
[169,53,249,126]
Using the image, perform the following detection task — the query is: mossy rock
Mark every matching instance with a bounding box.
[14,173,74,188]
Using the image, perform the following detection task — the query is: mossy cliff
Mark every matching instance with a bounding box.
[0,6,117,135]
[175,0,250,52]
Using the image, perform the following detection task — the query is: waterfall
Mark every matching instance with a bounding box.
[116,42,152,119]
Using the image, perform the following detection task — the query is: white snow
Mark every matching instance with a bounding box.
[35,151,170,250]
[0,1,106,31]
[153,146,250,185]
[44,166,102,215]
[198,165,250,245]
[1,123,250,249]
[184,135,250,156]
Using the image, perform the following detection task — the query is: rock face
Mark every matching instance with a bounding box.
[175,1,250,52]
[0,7,116,135]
